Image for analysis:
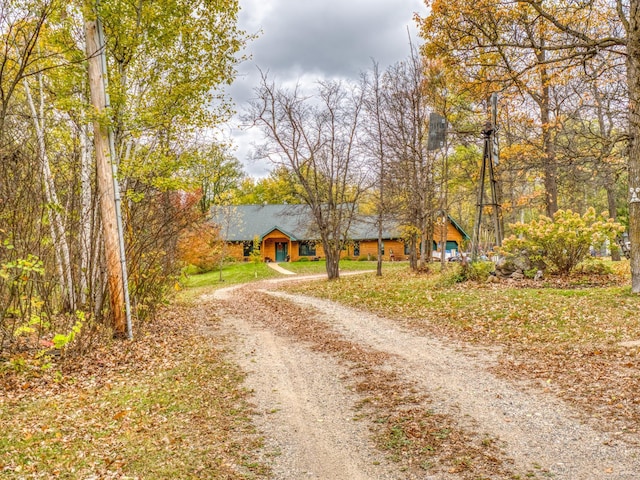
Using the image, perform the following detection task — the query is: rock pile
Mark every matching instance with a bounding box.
[493,255,543,281]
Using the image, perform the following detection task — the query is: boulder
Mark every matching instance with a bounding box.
[495,255,531,278]
[510,271,525,280]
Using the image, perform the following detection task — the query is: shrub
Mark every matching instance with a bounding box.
[574,258,613,275]
[296,257,310,262]
[1,252,47,353]
[435,260,493,286]
[436,264,466,287]
[177,222,222,272]
[464,261,494,282]
[499,208,624,275]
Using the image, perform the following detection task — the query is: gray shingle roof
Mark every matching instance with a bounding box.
[212,204,316,242]
[212,204,468,242]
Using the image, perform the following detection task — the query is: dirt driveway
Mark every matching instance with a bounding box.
[209,277,640,479]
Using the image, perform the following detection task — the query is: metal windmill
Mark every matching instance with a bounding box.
[471,93,503,259]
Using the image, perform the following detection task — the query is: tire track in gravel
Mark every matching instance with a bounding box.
[212,284,411,480]
[264,289,640,480]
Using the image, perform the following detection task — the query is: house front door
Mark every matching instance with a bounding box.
[275,242,288,262]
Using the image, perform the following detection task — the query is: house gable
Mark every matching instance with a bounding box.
[261,226,298,242]
[447,215,470,240]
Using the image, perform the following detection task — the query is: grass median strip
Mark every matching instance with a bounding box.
[219,287,523,479]
[284,265,640,440]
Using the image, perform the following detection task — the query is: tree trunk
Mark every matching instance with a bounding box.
[85,17,126,332]
[628,0,640,293]
[538,48,559,217]
[79,123,93,304]
[376,234,383,276]
[324,243,340,280]
[420,217,433,269]
[23,74,76,311]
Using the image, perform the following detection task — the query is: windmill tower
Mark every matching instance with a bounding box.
[471,93,503,259]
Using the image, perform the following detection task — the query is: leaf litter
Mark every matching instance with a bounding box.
[0,302,268,479]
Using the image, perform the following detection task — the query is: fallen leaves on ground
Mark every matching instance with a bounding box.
[285,268,640,448]
[0,302,268,479]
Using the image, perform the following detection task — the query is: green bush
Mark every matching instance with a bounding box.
[296,257,310,262]
[436,260,494,286]
[436,264,466,287]
[500,208,624,275]
[574,258,613,275]
[465,261,494,282]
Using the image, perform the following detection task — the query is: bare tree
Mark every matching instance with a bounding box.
[383,47,436,270]
[362,61,391,276]
[248,73,368,280]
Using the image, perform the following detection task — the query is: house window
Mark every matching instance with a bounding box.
[353,241,360,257]
[243,241,257,257]
[404,242,410,256]
[298,241,316,256]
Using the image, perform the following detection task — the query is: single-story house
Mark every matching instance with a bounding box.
[213,204,469,262]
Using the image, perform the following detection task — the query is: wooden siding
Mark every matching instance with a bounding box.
[224,220,466,263]
[352,239,405,261]
[433,222,465,246]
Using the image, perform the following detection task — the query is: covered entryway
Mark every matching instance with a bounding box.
[275,241,288,262]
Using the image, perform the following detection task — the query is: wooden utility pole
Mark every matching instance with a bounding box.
[85,17,126,334]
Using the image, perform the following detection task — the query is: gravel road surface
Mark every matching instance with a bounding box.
[210,279,640,479]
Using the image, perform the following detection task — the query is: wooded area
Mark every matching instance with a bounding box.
[2,0,640,361]
[1,0,246,353]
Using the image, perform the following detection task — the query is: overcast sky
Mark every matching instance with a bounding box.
[225,0,429,177]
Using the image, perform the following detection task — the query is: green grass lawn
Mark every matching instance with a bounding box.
[283,259,406,274]
[284,262,640,348]
[180,259,406,299]
[183,261,280,288]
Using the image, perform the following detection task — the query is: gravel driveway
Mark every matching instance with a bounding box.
[211,278,640,479]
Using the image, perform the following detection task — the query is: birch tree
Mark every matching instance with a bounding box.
[1,0,248,350]
[23,73,75,310]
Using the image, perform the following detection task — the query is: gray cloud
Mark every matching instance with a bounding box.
[242,0,425,77]
[228,0,428,176]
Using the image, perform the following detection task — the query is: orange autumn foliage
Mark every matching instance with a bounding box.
[177,223,223,272]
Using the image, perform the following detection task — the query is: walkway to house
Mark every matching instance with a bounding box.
[266,262,296,275]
